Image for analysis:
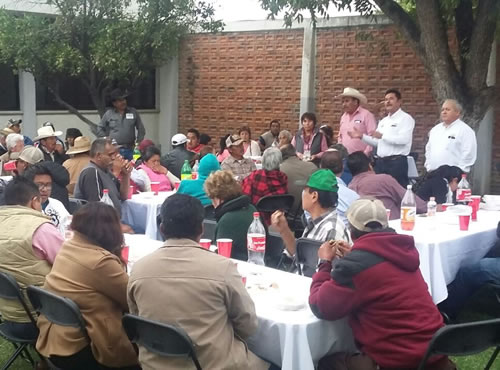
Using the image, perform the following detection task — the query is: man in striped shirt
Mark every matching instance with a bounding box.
[271,169,350,257]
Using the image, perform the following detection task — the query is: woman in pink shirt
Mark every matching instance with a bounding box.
[136,146,173,192]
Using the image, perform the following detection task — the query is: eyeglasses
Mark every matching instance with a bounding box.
[35,183,52,190]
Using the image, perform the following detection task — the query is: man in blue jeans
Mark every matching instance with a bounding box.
[439,221,500,319]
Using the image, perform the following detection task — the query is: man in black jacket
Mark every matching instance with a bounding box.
[33,125,69,165]
[160,133,194,179]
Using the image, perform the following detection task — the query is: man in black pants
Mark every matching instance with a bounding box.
[349,88,415,187]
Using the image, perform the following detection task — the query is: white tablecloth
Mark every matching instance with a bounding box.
[121,191,175,239]
[124,234,355,370]
[389,210,500,304]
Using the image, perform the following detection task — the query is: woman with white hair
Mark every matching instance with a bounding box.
[0,133,24,175]
[241,147,288,224]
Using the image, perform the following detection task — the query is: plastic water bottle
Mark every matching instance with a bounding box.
[133,145,141,162]
[456,174,471,203]
[191,160,199,180]
[181,160,192,180]
[427,197,437,217]
[100,189,114,208]
[62,215,73,240]
[401,185,416,231]
[247,212,266,265]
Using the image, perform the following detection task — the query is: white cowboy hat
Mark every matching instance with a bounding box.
[33,126,63,141]
[66,136,91,155]
[337,87,368,106]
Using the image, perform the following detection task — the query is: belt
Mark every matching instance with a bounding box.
[379,155,406,161]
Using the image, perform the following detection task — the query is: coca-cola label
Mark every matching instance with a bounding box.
[191,172,198,180]
[247,234,266,252]
[456,189,471,201]
[401,206,416,222]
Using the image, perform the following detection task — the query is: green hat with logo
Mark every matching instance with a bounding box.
[306,169,338,192]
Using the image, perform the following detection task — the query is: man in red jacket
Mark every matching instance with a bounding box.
[309,198,455,370]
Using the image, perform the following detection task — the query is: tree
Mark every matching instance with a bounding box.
[0,0,223,132]
[259,0,499,131]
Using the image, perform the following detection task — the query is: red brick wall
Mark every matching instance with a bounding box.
[178,31,304,144]
[178,25,498,191]
[491,46,500,194]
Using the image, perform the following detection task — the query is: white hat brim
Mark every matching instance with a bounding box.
[33,130,63,141]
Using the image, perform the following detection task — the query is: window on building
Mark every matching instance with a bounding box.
[36,71,156,111]
[0,64,20,111]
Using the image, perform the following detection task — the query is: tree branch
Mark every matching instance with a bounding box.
[464,0,499,94]
[372,0,422,54]
[454,0,474,73]
[48,86,98,134]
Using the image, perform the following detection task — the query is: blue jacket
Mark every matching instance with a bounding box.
[177,154,220,206]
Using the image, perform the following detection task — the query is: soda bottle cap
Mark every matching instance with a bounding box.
[407,185,412,190]
[430,197,435,201]
[253,212,260,218]
[103,189,109,194]
[462,174,467,178]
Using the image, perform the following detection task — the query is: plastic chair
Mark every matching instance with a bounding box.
[26,286,88,339]
[265,230,285,269]
[68,198,88,214]
[0,272,37,369]
[202,219,217,242]
[122,314,202,370]
[255,194,295,214]
[417,318,500,370]
[295,238,323,277]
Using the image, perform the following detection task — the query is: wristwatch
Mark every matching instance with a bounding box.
[317,259,332,268]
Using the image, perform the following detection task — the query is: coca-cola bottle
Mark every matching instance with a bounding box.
[100,189,114,208]
[456,174,471,203]
[247,212,266,265]
[401,185,416,231]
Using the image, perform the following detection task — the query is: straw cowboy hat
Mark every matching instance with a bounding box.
[33,126,63,141]
[337,87,368,106]
[66,136,91,155]
[0,127,14,136]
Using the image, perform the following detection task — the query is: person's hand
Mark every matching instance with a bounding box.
[318,240,352,261]
[55,143,64,154]
[318,241,336,261]
[121,223,134,234]
[120,159,133,177]
[296,152,304,160]
[335,240,352,258]
[348,127,363,139]
[156,165,168,175]
[271,210,288,233]
[372,131,383,139]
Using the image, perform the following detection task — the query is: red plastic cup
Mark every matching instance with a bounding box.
[199,239,211,249]
[241,276,247,286]
[174,181,181,190]
[128,185,134,199]
[150,182,160,195]
[217,238,233,258]
[468,196,481,221]
[121,245,129,264]
[459,214,471,231]
[386,209,391,221]
[441,203,454,211]
[3,160,16,171]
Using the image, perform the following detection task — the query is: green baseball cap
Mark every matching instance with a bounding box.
[306,169,338,192]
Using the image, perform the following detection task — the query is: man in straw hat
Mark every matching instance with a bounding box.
[309,198,455,370]
[349,88,415,187]
[96,88,146,161]
[337,87,377,155]
[33,124,69,165]
[63,136,91,196]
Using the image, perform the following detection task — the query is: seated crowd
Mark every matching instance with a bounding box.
[0,84,496,370]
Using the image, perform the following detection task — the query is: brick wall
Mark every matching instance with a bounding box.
[178,31,304,144]
[491,46,500,194]
[177,24,498,191]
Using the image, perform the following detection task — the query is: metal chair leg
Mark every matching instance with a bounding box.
[1,343,27,370]
[485,346,500,370]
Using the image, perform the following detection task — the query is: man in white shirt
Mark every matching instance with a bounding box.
[425,99,477,173]
[349,88,415,187]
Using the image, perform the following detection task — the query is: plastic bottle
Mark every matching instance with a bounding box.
[247,212,266,265]
[191,160,199,180]
[401,184,416,231]
[100,189,114,208]
[456,174,471,202]
[61,215,73,240]
[180,160,192,180]
[133,145,141,162]
[427,197,437,217]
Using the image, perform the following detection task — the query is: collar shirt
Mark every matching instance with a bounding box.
[96,107,145,147]
[241,169,288,206]
[221,155,257,180]
[302,209,350,243]
[424,119,477,173]
[336,178,360,227]
[362,109,415,157]
[338,106,377,155]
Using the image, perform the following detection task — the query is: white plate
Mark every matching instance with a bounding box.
[480,202,500,211]
[274,294,307,311]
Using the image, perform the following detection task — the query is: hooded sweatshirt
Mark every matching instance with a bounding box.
[177,154,220,206]
[309,232,444,369]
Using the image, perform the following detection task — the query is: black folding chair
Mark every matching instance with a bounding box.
[255,194,295,214]
[204,205,215,220]
[295,238,323,277]
[122,314,202,370]
[202,219,217,242]
[68,198,88,214]
[0,272,37,369]
[265,230,285,269]
[417,318,500,370]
